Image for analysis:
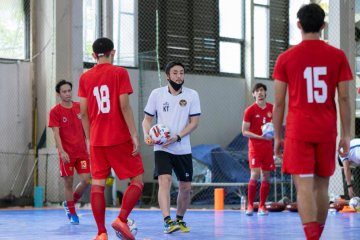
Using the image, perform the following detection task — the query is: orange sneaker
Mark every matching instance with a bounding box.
[112,218,135,240]
[93,233,108,240]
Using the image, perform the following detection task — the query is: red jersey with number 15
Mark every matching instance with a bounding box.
[273,40,353,142]
[78,63,133,146]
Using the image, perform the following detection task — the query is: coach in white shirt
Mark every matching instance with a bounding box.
[142,61,201,234]
[339,138,360,198]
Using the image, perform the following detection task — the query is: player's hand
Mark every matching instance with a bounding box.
[60,150,70,163]
[131,135,140,156]
[162,135,177,147]
[261,135,274,141]
[274,137,283,159]
[348,186,354,199]
[144,134,154,146]
[338,136,350,158]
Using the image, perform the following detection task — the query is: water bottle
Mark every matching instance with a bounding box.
[240,196,246,211]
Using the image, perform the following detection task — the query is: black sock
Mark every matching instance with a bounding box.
[164,216,171,223]
[176,215,183,222]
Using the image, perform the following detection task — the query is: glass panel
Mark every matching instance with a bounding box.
[254,6,269,78]
[0,0,26,59]
[113,0,136,66]
[219,0,243,39]
[83,0,101,62]
[220,41,241,74]
[254,0,269,5]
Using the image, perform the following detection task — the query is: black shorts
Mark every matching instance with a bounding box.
[154,151,193,182]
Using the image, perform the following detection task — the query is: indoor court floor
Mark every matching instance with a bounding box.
[0,207,359,240]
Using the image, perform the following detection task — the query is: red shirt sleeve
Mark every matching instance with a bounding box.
[118,68,133,95]
[48,107,59,128]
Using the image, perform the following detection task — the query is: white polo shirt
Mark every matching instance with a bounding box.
[144,86,201,155]
[340,138,360,165]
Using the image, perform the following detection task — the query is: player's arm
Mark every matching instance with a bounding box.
[120,93,140,155]
[79,97,90,148]
[337,80,351,157]
[51,127,70,163]
[273,80,287,157]
[142,114,154,145]
[343,160,354,198]
[163,115,200,147]
[242,121,267,140]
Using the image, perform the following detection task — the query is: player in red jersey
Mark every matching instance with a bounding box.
[48,80,91,225]
[242,83,274,216]
[272,4,352,240]
[78,37,144,240]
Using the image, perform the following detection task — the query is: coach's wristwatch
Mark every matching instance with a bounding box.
[176,135,182,142]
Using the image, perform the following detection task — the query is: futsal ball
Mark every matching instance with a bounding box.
[261,122,274,138]
[149,124,171,145]
[349,196,360,210]
[115,218,138,238]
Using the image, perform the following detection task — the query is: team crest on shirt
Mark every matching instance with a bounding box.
[63,117,68,123]
[267,111,272,118]
[179,99,187,107]
[163,102,169,112]
[81,160,87,169]
[77,113,82,119]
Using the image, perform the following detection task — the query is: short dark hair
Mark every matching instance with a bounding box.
[297,3,325,33]
[92,37,114,57]
[252,83,267,93]
[164,61,185,75]
[55,80,72,93]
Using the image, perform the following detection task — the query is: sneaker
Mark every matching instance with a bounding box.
[176,220,190,233]
[70,214,79,225]
[246,206,254,216]
[93,233,108,240]
[63,201,71,220]
[258,207,269,216]
[111,218,135,240]
[163,220,181,234]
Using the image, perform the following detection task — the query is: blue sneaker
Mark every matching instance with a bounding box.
[70,214,79,225]
[258,207,269,216]
[163,220,180,234]
[63,201,71,220]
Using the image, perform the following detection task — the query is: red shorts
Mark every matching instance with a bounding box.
[90,140,144,180]
[282,137,336,177]
[59,155,90,177]
[248,147,275,171]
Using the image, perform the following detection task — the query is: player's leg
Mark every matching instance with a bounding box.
[293,175,320,240]
[73,157,91,203]
[247,164,260,215]
[108,141,144,240]
[153,151,180,233]
[90,146,110,239]
[173,154,192,232]
[313,140,336,237]
[258,170,271,215]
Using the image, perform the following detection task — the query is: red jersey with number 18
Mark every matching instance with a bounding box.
[273,40,353,142]
[78,63,133,146]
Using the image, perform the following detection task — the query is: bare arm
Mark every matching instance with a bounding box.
[163,115,200,147]
[120,93,140,155]
[242,121,269,140]
[142,114,154,145]
[51,127,70,163]
[337,81,351,157]
[79,97,90,141]
[343,160,354,198]
[273,80,287,157]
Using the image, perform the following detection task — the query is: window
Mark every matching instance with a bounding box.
[0,0,29,59]
[83,0,101,63]
[219,0,244,74]
[113,0,136,67]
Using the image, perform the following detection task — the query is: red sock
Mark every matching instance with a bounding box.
[73,191,82,203]
[259,181,270,208]
[91,185,106,235]
[66,200,76,215]
[303,222,320,240]
[247,179,257,208]
[118,181,144,222]
[319,224,325,236]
